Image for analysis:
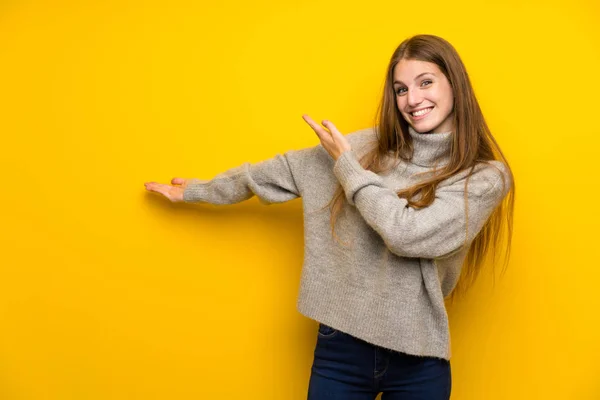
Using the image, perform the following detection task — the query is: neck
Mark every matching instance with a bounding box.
[407,125,453,167]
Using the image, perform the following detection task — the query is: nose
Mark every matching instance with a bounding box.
[407,88,423,108]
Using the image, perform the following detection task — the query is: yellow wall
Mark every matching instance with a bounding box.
[1,0,599,398]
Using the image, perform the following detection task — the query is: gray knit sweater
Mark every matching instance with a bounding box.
[183,126,511,360]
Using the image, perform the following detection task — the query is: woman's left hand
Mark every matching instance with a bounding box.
[302,115,352,161]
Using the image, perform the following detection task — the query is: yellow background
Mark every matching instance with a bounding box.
[1,0,599,398]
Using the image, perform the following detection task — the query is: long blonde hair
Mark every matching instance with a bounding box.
[325,34,515,304]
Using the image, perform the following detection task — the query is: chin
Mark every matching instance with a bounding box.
[411,122,439,134]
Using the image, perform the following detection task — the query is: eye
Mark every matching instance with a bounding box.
[395,87,406,95]
[422,80,432,86]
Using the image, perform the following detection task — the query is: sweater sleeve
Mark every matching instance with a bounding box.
[332,150,511,259]
[182,146,315,205]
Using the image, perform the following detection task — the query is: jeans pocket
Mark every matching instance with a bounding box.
[317,323,339,339]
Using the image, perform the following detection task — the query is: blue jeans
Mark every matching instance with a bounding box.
[308,323,452,399]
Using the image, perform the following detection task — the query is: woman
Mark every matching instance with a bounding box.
[144,34,515,399]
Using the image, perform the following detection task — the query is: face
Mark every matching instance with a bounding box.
[392,59,454,134]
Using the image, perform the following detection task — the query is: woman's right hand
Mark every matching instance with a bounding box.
[144,177,207,203]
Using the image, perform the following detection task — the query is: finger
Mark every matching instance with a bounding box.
[171,177,186,185]
[302,115,329,136]
[144,182,169,194]
[302,115,336,151]
[322,120,352,154]
[322,120,340,137]
[322,120,349,143]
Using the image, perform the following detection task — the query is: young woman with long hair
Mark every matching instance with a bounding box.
[144,34,515,399]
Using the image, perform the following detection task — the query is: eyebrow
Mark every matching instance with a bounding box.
[393,72,435,86]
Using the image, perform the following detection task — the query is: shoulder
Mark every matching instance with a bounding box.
[477,160,512,198]
[344,127,378,156]
[439,160,512,200]
[472,160,511,189]
[345,126,377,142]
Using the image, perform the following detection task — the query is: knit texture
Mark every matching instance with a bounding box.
[183,126,511,360]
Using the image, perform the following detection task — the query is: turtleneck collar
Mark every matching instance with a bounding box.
[406,125,453,167]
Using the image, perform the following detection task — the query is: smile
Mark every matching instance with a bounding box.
[411,107,433,120]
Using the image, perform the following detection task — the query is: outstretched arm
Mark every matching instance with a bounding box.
[181,151,303,205]
[144,149,307,205]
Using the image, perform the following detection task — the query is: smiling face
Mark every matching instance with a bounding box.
[393,59,455,134]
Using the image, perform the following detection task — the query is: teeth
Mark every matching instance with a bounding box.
[412,107,433,117]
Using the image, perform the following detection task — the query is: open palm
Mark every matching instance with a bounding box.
[144,177,207,202]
